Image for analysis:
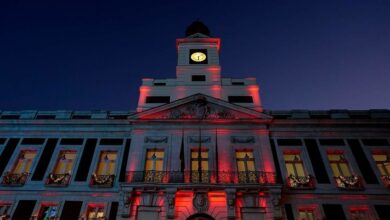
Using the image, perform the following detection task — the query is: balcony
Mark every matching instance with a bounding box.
[334,175,364,190]
[380,175,390,187]
[90,173,115,187]
[46,173,71,186]
[286,174,315,189]
[126,171,276,185]
[1,172,29,186]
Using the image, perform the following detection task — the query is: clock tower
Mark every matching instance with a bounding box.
[136,21,263,112]
[176,21,221,84]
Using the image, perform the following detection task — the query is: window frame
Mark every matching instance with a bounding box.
[46,146,83,185]
[33,202,61,220]
[327,150,353,177]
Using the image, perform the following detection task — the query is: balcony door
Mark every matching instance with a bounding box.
[144,149,164,182]
[236,151,256,183]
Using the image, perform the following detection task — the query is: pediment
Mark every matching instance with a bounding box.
[130,94,272,120]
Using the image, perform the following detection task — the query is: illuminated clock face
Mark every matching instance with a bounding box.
[190,52,207,62]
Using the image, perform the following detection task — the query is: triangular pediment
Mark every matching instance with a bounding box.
[130,94,272,120]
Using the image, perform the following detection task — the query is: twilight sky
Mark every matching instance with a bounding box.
[0,0,389,111]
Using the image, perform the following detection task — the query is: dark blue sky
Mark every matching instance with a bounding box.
[1,0,389,111]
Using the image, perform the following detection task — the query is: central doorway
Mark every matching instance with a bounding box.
[187,213,215,220]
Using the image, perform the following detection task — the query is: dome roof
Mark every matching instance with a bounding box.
[185,21,210,37]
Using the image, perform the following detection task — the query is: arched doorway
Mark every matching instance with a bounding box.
[187,213,215,220]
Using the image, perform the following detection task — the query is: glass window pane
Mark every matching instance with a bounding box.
[330,163,340,176]
[286,164,295,176]
[247,161,255,171]
[328,154,340,161]
[340,163,351,176]
[373,154,386,161]
[191,161,198,170]
[25,160,33,172]
[155,151,164,158]
[145,160,153,170]
[237,161,245,172]
[54,162,65,174]
[284,154,294,161]
[155,160,163,171]
[201,161,208,170]
[295,163,305,176]
[384,162,390,174]
[109,162,115,174]
[236,152,246,159]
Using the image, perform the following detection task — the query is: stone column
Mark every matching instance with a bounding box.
[120,188,133,218]
[226,188,236,220]
[166,188,177,219]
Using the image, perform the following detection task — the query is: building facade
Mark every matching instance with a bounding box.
[0,22,389,220]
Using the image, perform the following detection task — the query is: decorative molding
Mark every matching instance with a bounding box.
[193,192,209,213]
[188,136,211,143]
[231,136,255,143]
[144,136,168,143]
[151,100,237,120]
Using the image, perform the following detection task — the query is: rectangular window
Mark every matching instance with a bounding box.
[2,150,37,185]
[37,204,58,220]
[192,75,206,81]
[372,152,390,176]
[72,115,91,119]
[327,151,362,189]
[298,209,315,220]
[284,151,314,188]
[0,115,20,119]
[350,208,369,220]
[86,205,105,220]
[228,96,253,103]
[47,150,75,185]
[144,149,164,182]
[36,115,56,120]
[284,152,306,177]
[372,152,390,186]
[53,151,76,175]
[0,203,12,218]
[236,150,256,183]
[12,150,37,174]
[327,152,352,177]
[96,151,117,175]
[145,96,170,104]
[91,151,117,187]
[191,149,209,183]
[60,201,82,220]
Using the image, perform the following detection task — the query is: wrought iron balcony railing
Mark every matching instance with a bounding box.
[126,171,276,185]
[334,175,364,190]
[286,174,315,189]
[380,175,390,187]
[90,173,115,187]
[46,173,71,186]
[1,172,29,186]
